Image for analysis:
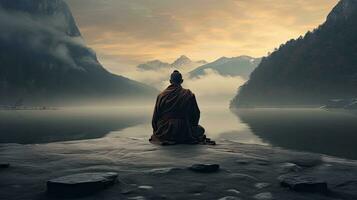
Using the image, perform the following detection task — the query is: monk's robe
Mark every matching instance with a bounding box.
[150,84,212,145]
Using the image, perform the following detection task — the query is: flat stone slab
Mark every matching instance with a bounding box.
[47,172,118,197]
[189,164,220,173]
[278,174,328,193]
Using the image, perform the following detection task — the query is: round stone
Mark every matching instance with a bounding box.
[47,172,118,197]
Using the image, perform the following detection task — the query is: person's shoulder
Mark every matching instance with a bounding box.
[182,88,195,97]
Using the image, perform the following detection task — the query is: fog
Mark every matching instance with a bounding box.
[0,6,94,71]
[120,65,246,106]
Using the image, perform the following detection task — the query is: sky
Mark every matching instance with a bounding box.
[65,0,338,74]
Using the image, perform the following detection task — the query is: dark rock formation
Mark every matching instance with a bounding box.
[189,164,220,173]
[47,172,118,197]
[278,174,328,194]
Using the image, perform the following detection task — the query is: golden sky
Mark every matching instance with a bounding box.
[66,0,339,74]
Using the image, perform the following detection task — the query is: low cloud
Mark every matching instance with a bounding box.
[183,69,246,104]
[122,67,246,104]
[0,6,90,70]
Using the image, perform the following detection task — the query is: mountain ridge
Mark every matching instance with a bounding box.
[0,0,157,105]
[137,55,207,72]
[232,0,357,107]
[189,56,261,79]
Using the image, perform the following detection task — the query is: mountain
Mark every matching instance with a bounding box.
[171,55,193,68]
[189,56,261,79]
[137,55,207,72]
[232,0,357,108]
[137,60,171,71]
[0,0,157,105]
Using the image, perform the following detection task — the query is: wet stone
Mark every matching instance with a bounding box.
[226,189,241,195]
[253,192,273,200]
[47,172,118,197]
[189,164,220,173]
[255,182,271,189]
[278,174,328,194]
[218,196,241,200]
[279,163,302,174]
[138,185,153,190]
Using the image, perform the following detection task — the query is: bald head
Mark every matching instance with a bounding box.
[170,70,183,85]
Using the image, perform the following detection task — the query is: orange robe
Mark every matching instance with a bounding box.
[150,84,206,145]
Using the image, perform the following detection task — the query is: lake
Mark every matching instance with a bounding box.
[1,106,357,160]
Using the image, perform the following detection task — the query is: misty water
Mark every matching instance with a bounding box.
[1,106,357,160]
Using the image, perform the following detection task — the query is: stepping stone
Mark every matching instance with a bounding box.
[0,163,10,169]
[189,164,220,173]
[253,192,273,200]
[47,172,118,197]
[278,174,328,193]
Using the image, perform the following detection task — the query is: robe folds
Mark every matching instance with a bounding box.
[150,84,214,145]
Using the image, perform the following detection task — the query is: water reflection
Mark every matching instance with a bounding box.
[2,106,357,160]
[0,107,150,144]
[234,108,357,160]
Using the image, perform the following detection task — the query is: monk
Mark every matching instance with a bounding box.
[150,70,215,145]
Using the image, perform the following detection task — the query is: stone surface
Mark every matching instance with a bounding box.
[47,172,118,197]
[279,163,302,174]
[218,196,241,200]
[236,159,250,165]
[278,174,328,193]
[255,182,271,189]
[138,185,153,190]
[189,164,220,173]
[128,196,146,200]
[253,192,273,200]
[226,189,241,195]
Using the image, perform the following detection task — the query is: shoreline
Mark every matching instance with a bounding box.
[1,137,357,200]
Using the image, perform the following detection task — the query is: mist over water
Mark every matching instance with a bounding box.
[2,104,357,160]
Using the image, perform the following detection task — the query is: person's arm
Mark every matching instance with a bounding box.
[152,96,160,131]
[190,94,200,126]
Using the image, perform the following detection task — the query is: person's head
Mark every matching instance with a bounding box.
[170,70,183,85]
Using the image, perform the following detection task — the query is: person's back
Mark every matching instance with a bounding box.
[150,70,215,145]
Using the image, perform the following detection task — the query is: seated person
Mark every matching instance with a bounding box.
[150,70,215,145]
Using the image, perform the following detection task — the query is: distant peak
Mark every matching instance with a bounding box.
[172,55,192,67]
[178,55,190,60]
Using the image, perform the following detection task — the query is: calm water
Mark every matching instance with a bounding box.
[1,106,357,160]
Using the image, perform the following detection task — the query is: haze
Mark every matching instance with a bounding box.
[66,0,338,74]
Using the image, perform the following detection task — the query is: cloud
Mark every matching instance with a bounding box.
[183,69,246,104]
[0,6,89,70]
[65,0,338,74]
[121,67,246,104]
